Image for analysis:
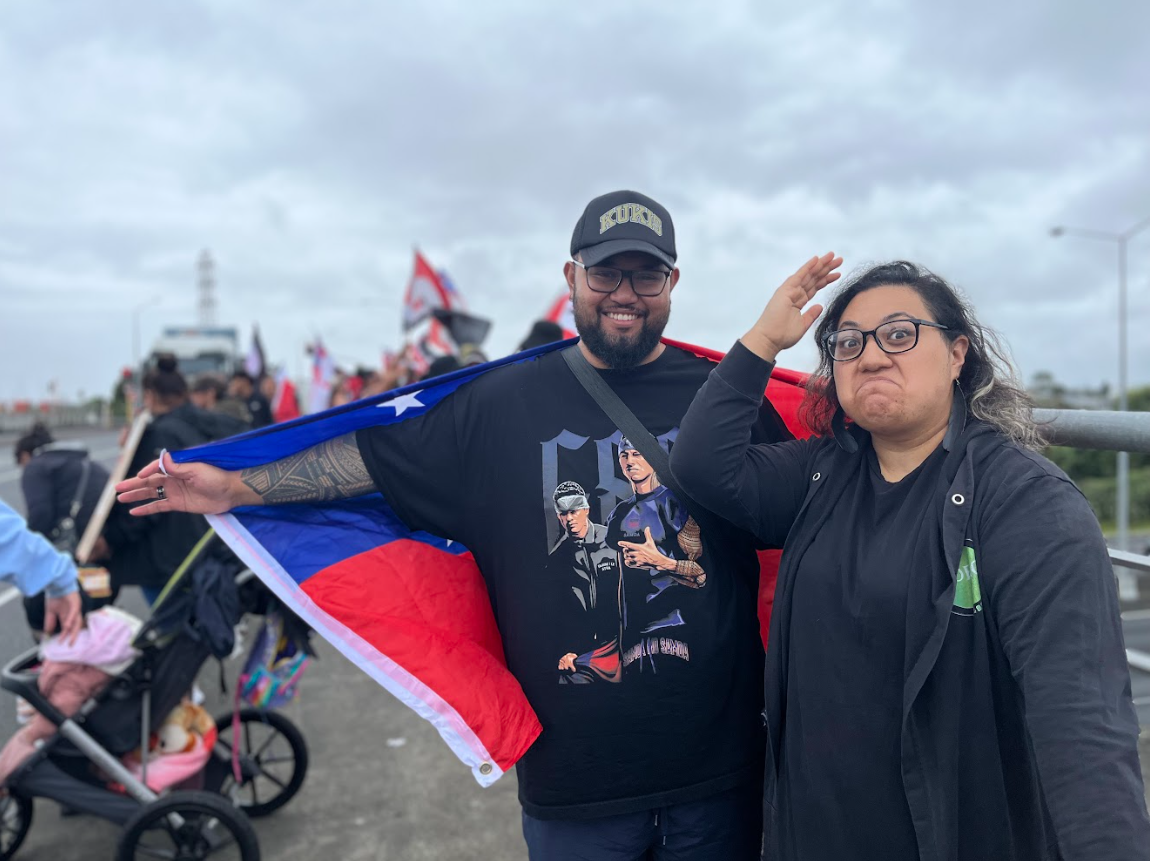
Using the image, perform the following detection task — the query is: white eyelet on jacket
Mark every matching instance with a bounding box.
[951,493,965,505]
[812,472,822,482]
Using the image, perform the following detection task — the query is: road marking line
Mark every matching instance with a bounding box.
[0,587,22,609]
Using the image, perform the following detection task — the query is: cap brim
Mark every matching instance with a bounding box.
[577,239,676,269]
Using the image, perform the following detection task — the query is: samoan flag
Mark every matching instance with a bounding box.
[172,338,811,786]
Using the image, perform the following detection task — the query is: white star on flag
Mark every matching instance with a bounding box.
[376,390,425,416]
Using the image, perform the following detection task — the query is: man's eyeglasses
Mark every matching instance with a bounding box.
[824,317,950,362]
[572,261,671,297]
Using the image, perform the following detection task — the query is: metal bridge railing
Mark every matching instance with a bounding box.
[1035,408,1150,604]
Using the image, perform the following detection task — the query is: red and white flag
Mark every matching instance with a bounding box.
[544,290,577,339]
[406,316,457,378]
[403,251,459,332]
[271,369,301,424]
[307,339,336,414]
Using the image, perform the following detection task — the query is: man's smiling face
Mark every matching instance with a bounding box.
[567,251,677,369]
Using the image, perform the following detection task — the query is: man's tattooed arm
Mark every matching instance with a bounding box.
[240,432,375,504]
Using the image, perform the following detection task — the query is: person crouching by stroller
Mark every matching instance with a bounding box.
[103,355,247,606]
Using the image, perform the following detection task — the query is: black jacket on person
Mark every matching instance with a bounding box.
[104,402,246,590]
[670,342,1150,861]
[21,444,110,541]
[244,393,273,428]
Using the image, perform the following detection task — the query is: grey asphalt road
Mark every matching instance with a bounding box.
[2,427,1149,858]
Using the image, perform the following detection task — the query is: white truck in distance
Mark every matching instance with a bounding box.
[146,326,239,381]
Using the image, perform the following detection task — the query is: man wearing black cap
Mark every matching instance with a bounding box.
[115,190,792,859]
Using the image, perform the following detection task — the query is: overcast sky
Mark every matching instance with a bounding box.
[2,0,1148,404]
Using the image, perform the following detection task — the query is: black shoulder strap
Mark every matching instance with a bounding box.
[66,458,92,521]
[561,344,696,510]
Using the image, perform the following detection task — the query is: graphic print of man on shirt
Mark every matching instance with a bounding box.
[605,437,705,675]
[549,481,622,684]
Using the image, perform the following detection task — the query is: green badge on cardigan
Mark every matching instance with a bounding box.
[953,545,982,616]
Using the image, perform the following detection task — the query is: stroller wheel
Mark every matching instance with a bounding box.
[116,791,259,861]
[0,793,33,860]
[213,709,308,817]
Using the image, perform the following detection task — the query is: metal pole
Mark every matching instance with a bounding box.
[1117,237,1129,554]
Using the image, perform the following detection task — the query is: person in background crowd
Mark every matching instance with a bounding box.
[15,422,116,618]
[518,320,566,352]
[0,498,82,643]
[15,423,109,546]
[104,355,247,605]
[359,370,389,400]
[258,373,276,404]
[421,355,462,381]
[328,371,356,409]
[459,345,488,367]
[671,256,1150,861]
[115,190,794,860]
[190,377,253,427]
[228,371,273,428]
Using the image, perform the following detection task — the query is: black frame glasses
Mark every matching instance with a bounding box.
[572,260,671,297]
[824,317,950,362]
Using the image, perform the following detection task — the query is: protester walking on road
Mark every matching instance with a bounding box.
[0,498,82,643]
[670,256,1150,861]
[115,191,796,860]
[104,355,247,605]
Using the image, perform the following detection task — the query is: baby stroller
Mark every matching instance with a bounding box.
[0,533,310,860]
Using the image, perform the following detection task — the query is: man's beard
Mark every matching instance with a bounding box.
[573,296,669,370]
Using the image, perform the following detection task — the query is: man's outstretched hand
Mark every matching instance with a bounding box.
[115,451,260,516]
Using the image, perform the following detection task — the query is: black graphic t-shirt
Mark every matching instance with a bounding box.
[357,345,791,819]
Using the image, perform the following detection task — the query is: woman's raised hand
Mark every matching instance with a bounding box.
[742,253,843,361]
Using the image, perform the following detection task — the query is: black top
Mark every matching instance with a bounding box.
[245,393,274,428]
[357,345,792,819]
[21,445,109,540]
[104,403,247,588]
[781,443,944,859]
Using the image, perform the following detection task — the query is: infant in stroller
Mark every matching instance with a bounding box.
[0,534,311,861]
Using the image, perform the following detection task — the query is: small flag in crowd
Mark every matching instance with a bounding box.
[402,250,462,332]
[244,325,266,379]
[271,368,301,423]
[544,290,577,339]
[306,338,336,414]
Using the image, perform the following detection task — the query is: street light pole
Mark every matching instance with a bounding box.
[1051,215,1150,559]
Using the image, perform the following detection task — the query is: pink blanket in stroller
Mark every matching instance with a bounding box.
[0,661,110,784]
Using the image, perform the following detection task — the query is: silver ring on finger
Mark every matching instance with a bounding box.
[156,485,167,501]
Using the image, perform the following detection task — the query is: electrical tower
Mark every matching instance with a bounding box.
[197,249,217,326]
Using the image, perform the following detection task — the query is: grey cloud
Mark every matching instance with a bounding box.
[1,0,1147,404]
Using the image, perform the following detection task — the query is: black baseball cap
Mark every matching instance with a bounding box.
[570,190,676,268]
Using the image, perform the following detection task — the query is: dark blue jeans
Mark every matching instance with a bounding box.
[521,783,762,861]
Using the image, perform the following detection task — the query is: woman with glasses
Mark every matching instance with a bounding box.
[670,256,1149,861]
